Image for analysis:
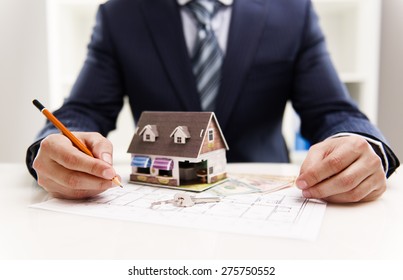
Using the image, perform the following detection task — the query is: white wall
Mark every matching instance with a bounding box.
[0,0,49,163]
[378,0,403,160]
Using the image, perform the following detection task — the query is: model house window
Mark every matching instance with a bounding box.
[208,129,214,142]
[153,158,174,177]
[170,126,190,144]
[131,156,152,174]
[139,125,158,142]
[137,167,150,174]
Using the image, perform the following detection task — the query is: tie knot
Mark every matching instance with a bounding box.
[186,0,221,28]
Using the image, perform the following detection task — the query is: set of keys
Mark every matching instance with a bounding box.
[150,192,220,208]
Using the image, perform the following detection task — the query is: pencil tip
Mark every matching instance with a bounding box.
[112,176,124,188]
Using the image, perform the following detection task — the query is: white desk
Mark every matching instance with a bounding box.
[0,163,402,260]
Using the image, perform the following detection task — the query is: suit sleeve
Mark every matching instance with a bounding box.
[291,1,399,177]
[26,5,125,179]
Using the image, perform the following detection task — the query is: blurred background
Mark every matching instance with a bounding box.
[0,0,402,167]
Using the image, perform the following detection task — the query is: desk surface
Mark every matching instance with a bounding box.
[1,163,402,260]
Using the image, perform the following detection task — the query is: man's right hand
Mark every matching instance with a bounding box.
[33,132,118,199]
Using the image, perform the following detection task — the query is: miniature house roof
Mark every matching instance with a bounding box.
[127,111,229,158]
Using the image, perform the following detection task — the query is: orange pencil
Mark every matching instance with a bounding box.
[33,99,123,188]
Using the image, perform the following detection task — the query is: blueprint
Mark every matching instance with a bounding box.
[31,176,326,241]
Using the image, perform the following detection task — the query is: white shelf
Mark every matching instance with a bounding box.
[46,0,382,164]
[339,73,365,83]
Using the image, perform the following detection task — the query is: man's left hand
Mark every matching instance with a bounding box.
[296,135,387,203]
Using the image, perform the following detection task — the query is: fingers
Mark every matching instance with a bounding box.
[315,172,386,203]
[296,136,387,203]
[33,133,116,199]
[79,132,114,165]
[40,133,116,180]
[302,169,386,203]
[35,160,113,200]
[40,175,112,200]
[300,154,370,198]
[296,137,363,189]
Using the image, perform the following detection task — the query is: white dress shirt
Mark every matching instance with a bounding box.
[177,0,233,56]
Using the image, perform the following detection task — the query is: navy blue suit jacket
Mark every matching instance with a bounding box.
[27,0,399,177]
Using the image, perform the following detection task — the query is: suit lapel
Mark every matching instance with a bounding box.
[215,0,270,130]
[140,0,201,111]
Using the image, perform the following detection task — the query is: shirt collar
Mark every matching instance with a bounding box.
[177,0,233,6]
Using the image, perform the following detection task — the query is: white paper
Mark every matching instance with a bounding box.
[31,181,326,241]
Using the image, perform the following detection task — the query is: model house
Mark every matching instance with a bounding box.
[127,111,229,188]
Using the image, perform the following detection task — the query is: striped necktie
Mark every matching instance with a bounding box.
[186,0,223,111]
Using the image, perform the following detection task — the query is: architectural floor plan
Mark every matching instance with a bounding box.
[31,175,326,241]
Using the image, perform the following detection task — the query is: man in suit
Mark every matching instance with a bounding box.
[27,0,399,202]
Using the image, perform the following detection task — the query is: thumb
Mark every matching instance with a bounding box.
[296,141,329,189]
[76,132,114,165]
[298,142,327,175]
